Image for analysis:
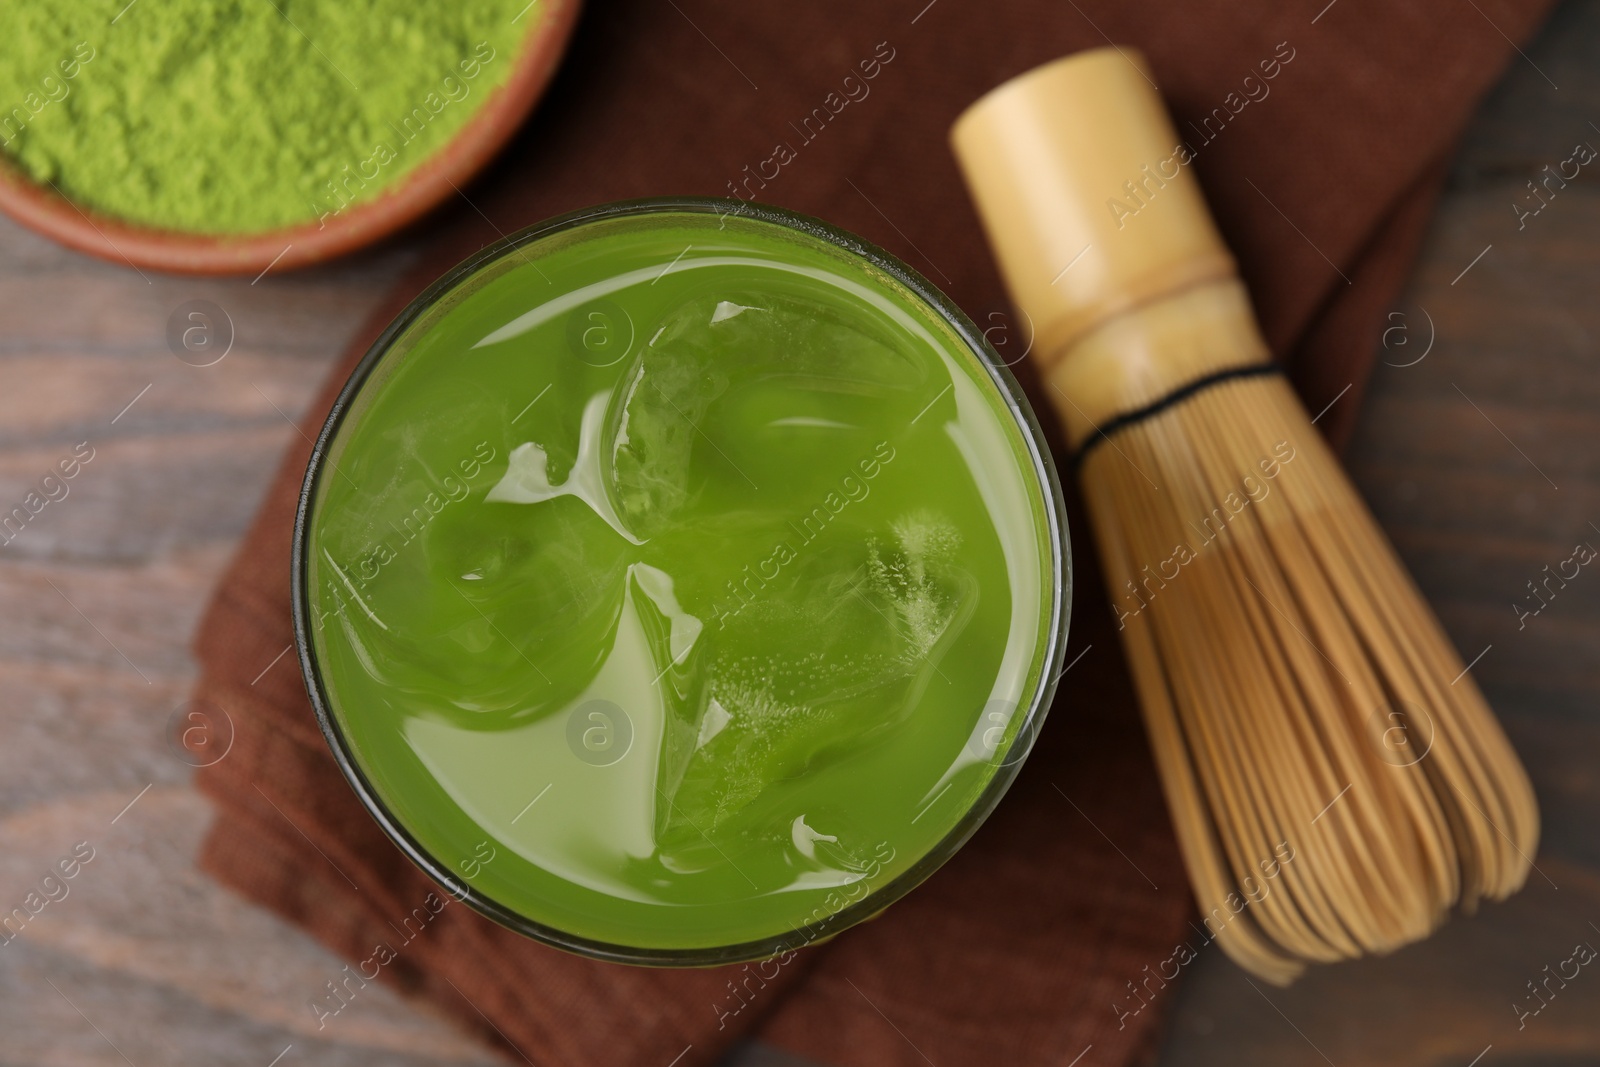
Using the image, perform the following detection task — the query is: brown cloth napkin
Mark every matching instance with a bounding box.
[193,1,1552,1064]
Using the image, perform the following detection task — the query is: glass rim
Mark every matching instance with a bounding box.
[291,195,1073,966]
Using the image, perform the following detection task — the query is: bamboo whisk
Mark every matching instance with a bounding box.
[952,48,1538,984]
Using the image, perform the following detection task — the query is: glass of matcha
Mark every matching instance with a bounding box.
[295,198,1070,964]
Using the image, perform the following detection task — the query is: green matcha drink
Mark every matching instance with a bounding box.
[299,200,1068,961]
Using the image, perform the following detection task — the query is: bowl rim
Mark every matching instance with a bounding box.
[291,196,1073,966]
[0,0,582,276]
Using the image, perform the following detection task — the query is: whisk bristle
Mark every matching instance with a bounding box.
[1071,359,1538,983]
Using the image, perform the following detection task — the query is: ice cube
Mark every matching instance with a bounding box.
[654,513,973,854]
[321,466,635,723]
[609,289,928,537]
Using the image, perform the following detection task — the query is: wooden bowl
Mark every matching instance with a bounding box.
[0,0,582,276]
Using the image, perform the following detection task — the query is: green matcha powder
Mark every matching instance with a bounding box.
[0,0,533,234]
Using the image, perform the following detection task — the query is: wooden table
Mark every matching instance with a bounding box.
[0,4,1595,1065]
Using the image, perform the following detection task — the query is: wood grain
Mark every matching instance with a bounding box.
[0,5,1596,1066]
[0,217,509,1065]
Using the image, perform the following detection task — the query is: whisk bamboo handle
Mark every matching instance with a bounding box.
[1040,278,1270,453]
